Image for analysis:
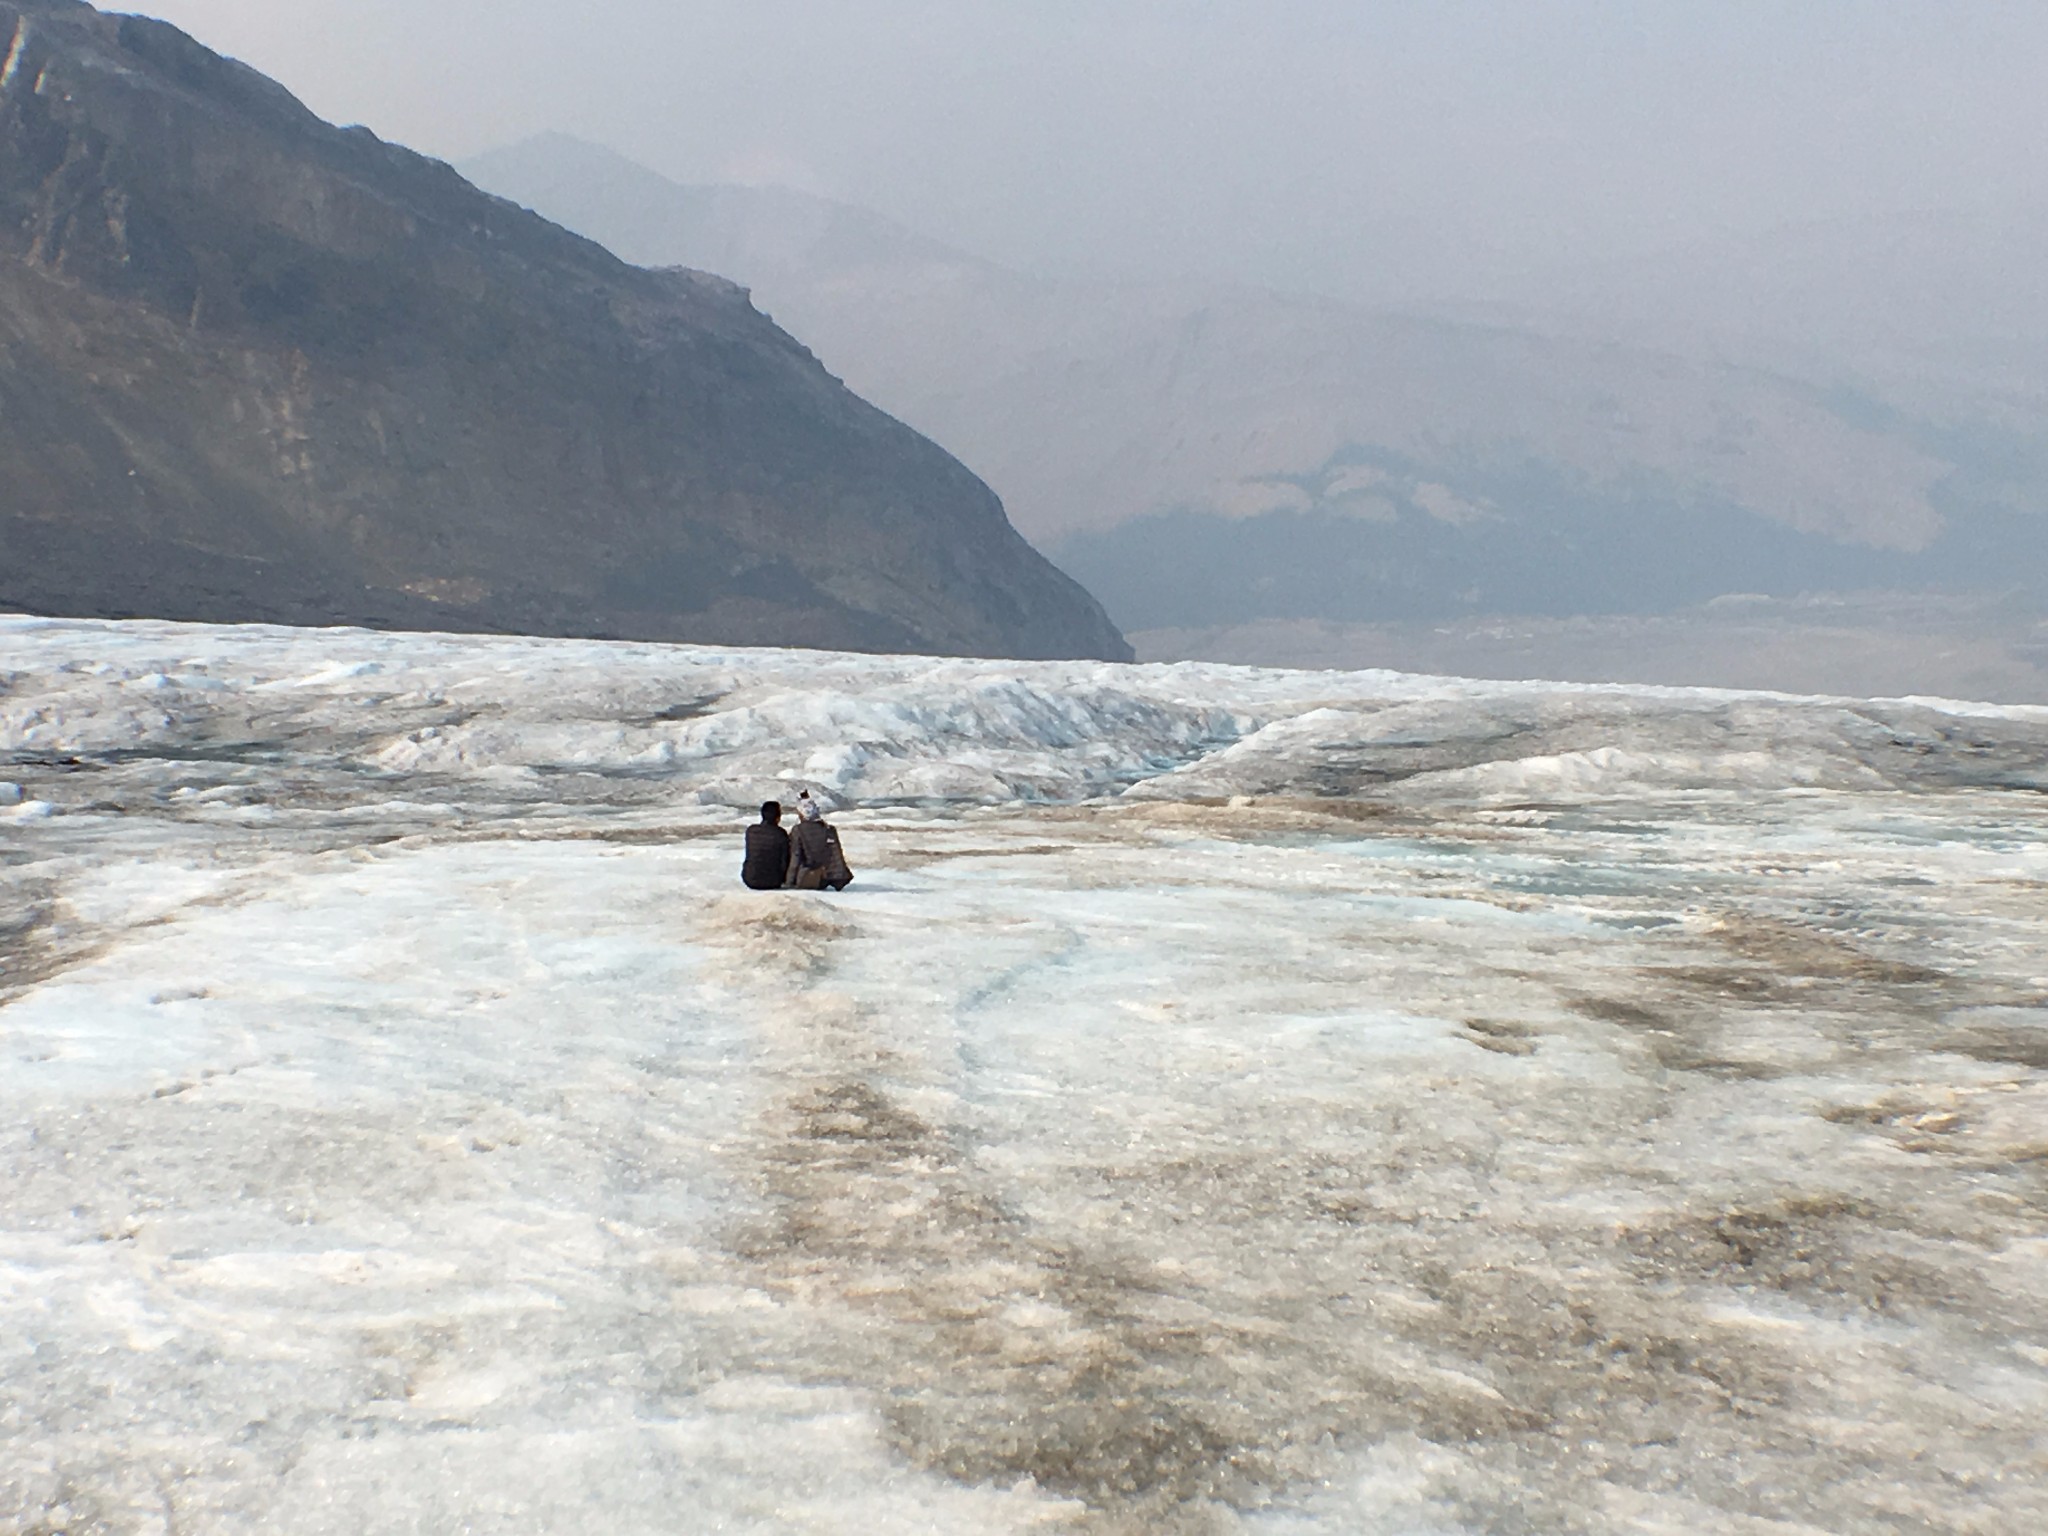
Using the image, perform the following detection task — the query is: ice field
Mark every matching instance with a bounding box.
[3,613,2047,1534]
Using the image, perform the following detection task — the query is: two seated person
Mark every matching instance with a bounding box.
[742,795,852,891]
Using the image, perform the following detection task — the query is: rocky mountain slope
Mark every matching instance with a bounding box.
[0,2,1129,660]
[465,135,2048,638]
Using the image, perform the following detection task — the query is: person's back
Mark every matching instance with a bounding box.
[741,802,790,890]
[787,797,852,890]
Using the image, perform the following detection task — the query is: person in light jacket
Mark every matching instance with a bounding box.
[785,794,853,891]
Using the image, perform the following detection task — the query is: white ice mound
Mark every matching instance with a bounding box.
[1400,744,1890,798]
[2,614,2046,808]
[1129,691,2048,802]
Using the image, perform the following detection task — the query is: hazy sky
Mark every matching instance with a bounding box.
[132,1,2048,304]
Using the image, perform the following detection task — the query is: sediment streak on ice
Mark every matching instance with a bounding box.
[2,615,2046,1534]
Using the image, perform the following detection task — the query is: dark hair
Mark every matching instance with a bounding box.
[761,800,782,822]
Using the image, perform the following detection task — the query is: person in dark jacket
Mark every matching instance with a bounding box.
[741,801,791,890]
[786,794,853,891]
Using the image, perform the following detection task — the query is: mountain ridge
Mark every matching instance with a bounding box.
[0,1,1130,660]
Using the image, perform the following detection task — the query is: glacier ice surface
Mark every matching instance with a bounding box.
[2,615,2047,1534]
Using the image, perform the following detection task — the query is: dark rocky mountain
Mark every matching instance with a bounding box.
[0,1,1129,660]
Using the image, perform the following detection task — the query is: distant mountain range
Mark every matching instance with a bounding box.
[1455,204,2048,409]
[0,1,1128,660]
[465,134,2048,640]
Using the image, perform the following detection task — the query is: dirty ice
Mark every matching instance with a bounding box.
[3,614,2046,1534]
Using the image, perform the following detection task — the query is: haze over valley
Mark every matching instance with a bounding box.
[461,131,2048,698]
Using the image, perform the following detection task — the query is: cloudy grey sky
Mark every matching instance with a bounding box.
[133,1,2048,305]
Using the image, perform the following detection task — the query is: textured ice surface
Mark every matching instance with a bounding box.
[3,615,2047,1534]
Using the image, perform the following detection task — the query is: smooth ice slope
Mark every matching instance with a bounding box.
[3,615,2047,1534]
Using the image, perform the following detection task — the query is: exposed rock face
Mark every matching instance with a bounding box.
[0,1,1130,660]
